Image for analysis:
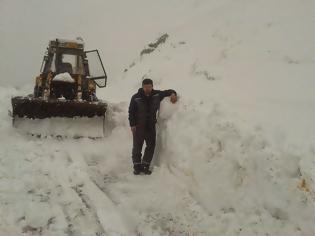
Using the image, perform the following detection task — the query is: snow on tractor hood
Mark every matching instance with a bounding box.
[53,72,75,83]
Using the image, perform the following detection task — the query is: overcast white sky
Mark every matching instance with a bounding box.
[0,0,195,87]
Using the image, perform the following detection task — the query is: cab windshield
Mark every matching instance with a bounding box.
[60,53,84,75]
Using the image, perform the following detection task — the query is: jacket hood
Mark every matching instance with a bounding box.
[138,88,155,96]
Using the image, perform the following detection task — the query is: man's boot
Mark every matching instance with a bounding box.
[133,163,142,175]
[142,163,152,175]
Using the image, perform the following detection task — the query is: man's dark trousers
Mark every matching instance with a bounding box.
[132,123,156,167]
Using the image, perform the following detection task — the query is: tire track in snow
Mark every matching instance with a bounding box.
[88,171,121,206]
[45,149,109,236]
[67,147,132,235]
[72,184,107,236]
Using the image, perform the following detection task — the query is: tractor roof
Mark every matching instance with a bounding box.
[49,38,84,50]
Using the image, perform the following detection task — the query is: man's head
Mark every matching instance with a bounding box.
[142,78,153,96]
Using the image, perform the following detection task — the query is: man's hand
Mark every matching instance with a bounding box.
[170,93,177,104]
[131,126,137,133]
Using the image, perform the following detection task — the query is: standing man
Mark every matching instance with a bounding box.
[128,78,177,175]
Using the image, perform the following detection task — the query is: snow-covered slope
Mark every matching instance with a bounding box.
[0,0,315,235]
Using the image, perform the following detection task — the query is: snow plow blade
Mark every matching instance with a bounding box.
[11,96,107,138]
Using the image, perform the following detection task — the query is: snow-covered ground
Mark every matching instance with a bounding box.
[1,0,315,235]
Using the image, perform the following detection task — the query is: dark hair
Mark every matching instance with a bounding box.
[142,78,153,86]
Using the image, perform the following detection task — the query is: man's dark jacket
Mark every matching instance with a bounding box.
[128,88,176,127]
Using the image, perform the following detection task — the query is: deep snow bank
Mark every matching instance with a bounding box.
[0,83,314,235]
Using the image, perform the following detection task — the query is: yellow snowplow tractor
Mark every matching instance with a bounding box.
[11,38,108,138]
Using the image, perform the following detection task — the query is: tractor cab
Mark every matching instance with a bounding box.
[36,38,107,100]
[11,38,108,138]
